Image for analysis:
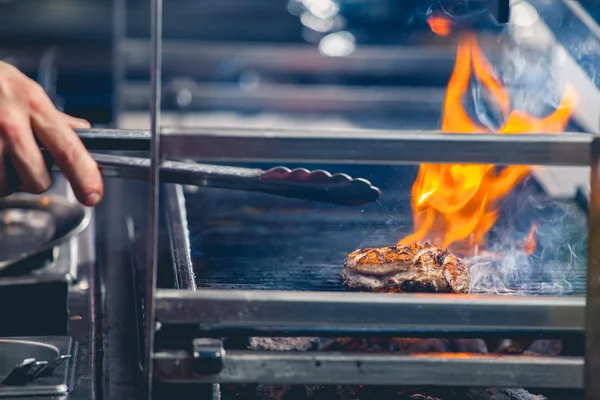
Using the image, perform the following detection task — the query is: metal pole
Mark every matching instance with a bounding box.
[112,0,126,126]
[144,0,162,396]
[585,135,600,400]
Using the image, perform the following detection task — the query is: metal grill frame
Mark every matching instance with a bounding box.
[147,131,597,394]
[142,2,600,399]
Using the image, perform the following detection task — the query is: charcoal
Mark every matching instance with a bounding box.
[249,337,320,351]
[221,384,260,400]
[525,340,562,356]
[486,339,563,356]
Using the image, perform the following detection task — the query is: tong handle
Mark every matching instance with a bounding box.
[76,154,381,206]
[68,129,382,206]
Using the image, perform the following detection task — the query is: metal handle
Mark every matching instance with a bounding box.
[75,128,150,151]
[75,154,381,206]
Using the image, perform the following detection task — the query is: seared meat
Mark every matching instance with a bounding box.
[341,243,469,293]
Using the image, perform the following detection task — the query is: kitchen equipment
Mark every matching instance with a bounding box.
[98,0,600,398]
[0,194,90,275]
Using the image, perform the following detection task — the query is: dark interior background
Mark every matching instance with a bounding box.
[0,0,597,127]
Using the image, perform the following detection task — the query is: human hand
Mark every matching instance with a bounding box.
[0,61,103,206]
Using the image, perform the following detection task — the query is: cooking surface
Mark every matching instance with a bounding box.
[186,166,587,295]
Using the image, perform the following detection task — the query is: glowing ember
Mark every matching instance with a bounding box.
[399,21,577,254]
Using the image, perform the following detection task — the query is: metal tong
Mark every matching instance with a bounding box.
[60,129,382,206]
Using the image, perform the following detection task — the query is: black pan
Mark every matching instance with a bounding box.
[0,194,90,274]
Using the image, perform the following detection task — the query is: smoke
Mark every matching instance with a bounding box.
[527,0,600,88]
[497,41,567,118]
[466,180,587,295]
[465,36,570,131]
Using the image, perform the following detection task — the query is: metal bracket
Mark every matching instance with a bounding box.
[193,339,224,375]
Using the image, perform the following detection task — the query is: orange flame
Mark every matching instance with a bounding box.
[427,15,452,37]
[520,223,537,255]
[399,29,577,254]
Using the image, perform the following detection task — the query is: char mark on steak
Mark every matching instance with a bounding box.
[341,243,469,294]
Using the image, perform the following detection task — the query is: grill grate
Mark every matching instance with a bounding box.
[184,166,587,295]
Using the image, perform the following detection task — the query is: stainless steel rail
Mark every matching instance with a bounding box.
[155,290,585,335]
[73,128,592,166]
[153,350,583,388]
[586,135,600,399]
[158,128,592,166]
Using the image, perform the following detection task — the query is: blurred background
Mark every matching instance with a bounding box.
[0,0,598,133]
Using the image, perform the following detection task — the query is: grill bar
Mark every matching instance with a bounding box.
[159,128,592,166]
[153,350,583,388]
[73,128,592,166]
[155,290,585,335]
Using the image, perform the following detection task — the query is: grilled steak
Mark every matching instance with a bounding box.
[341,243,469,293]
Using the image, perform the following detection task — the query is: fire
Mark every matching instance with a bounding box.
[427,15,452,37]
[520,224,537,255]
[399,22,577,254]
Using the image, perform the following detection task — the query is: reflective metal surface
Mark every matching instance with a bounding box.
[154,349,582,388]
[89,154,381,206]
[0,194,90,274]
[145,0,162,396]
[155,289,584,335]
[74,127,592,166]
[585,135,600,400]
[0,337,77,397]
[164,185,196,291]
[158,128,592,166]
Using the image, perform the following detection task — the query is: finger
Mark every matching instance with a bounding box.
[59,112,91,129]
[0,102,52,194]
[31,115,103,206]
[23,80,103,206]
